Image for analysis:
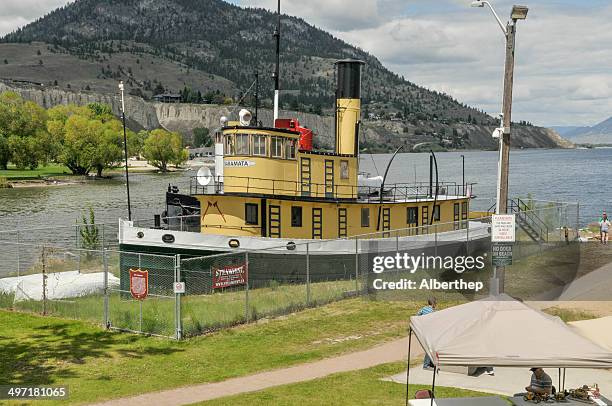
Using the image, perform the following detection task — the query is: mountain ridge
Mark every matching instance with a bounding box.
[0,0,573,151]
[555,117,612,144]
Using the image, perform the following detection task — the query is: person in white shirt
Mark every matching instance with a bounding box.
[600,212,610,245]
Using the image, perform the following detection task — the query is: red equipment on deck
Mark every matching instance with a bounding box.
[275,118,313,151]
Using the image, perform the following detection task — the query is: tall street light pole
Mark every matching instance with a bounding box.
[461,154,465,196]
[471,1,528,293]
[119,81,132,221]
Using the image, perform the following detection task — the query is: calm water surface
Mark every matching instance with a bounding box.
[0,148,610,231]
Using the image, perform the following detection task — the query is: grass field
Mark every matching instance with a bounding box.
[0,163,71,179]
[197,362,504,406]
[1,277,360,337]
[0,297,433,405]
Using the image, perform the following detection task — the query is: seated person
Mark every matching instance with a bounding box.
[525,367,553,395]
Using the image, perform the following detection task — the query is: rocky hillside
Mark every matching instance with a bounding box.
[0,80,573,151]
[0,0,574,151]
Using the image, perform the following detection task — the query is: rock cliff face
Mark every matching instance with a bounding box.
[0,81,573,151]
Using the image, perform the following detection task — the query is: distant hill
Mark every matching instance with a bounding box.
[555,117,612,144]
[550,126,590,137]
[0,0,572,151]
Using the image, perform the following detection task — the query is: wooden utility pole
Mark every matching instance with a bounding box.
[499,21,516,215]
[496,21,517,293]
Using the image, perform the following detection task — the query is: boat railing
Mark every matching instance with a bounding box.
[190,175,474,202]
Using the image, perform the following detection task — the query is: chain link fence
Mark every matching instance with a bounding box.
[0,200,582,339]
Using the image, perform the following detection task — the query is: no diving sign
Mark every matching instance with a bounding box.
[174,282,186,294]
[492,243,513,267]
[491,214,516,242]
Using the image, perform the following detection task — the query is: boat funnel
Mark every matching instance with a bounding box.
[335,59,365,156]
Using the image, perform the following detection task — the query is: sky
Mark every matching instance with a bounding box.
[1,0,611,127]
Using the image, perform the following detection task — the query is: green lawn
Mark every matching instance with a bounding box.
[0,163,71,179]
[2,277,361,338]
[0,297,436,405]
[195,362,505,406]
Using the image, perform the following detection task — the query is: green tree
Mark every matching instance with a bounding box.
[59,114,99,175]
[47,103,125,176]
[0,92,50,169]
[79,207,100,257]
[0,133,10,169]
[92,120,124,177]
[143,129,187,171]
[128,130,148,158]
[193,127,212,147]
[7,135,41,170]
[88,102,114,122]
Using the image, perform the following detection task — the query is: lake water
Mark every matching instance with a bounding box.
[0,148,610,233]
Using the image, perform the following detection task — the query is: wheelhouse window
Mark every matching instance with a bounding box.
[361,207,370,227]
[224,134,235,156]
[271,136,284,158]
[252,134,267,156]
[461,202,468,220]
[245,203,258,225]
[235,134,250,155]
[285,139,296,160]
[407,207,418,224]
[433,205,441,221]
[291,206,302,227]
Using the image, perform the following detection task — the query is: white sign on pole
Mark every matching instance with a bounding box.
[173,282,186,294]
[491,214,516,242]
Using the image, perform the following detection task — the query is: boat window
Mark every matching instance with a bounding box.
[225,134,235,156]
[285,139,296,160]
[461,202,468,220]
[340,160,349,179]
[271,136,284,158]
[433,205,441,221]
[361,207,370,227]
[245,203,258,225]
[407,207,418,224]
[291,206,302,227]
[252,134,267,156]
[235,134,250,155]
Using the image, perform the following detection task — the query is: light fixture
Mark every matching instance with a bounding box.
[511,5,529,20]
[118,81,124,92]
[471,1,484,7]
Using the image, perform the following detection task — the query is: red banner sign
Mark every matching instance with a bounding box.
[213,264,248,289]
[129,268,149,300]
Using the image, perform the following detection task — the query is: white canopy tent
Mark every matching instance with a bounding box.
[405,295,612,405]
[570,316,612,352]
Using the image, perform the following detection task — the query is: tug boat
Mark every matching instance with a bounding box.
[118,60,489,291]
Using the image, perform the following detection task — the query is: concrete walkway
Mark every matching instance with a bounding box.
[388,366,612,399]
[90,336,424,406]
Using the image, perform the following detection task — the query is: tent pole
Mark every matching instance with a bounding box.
[405,327,412,406]
[430,366,436,406]
[562,368,566,391]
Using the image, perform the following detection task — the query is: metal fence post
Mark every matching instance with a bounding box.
[16,229,20,277]
[355,238,359,295]
[42,245,47,316]
[103,248,109,329]
[175,254,182,340]
[306,243,311,306]
[245,252,250,323]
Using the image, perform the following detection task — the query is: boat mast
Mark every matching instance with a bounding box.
[273,0,281,123]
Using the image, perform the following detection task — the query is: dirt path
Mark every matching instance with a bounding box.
[89,336,424,406]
